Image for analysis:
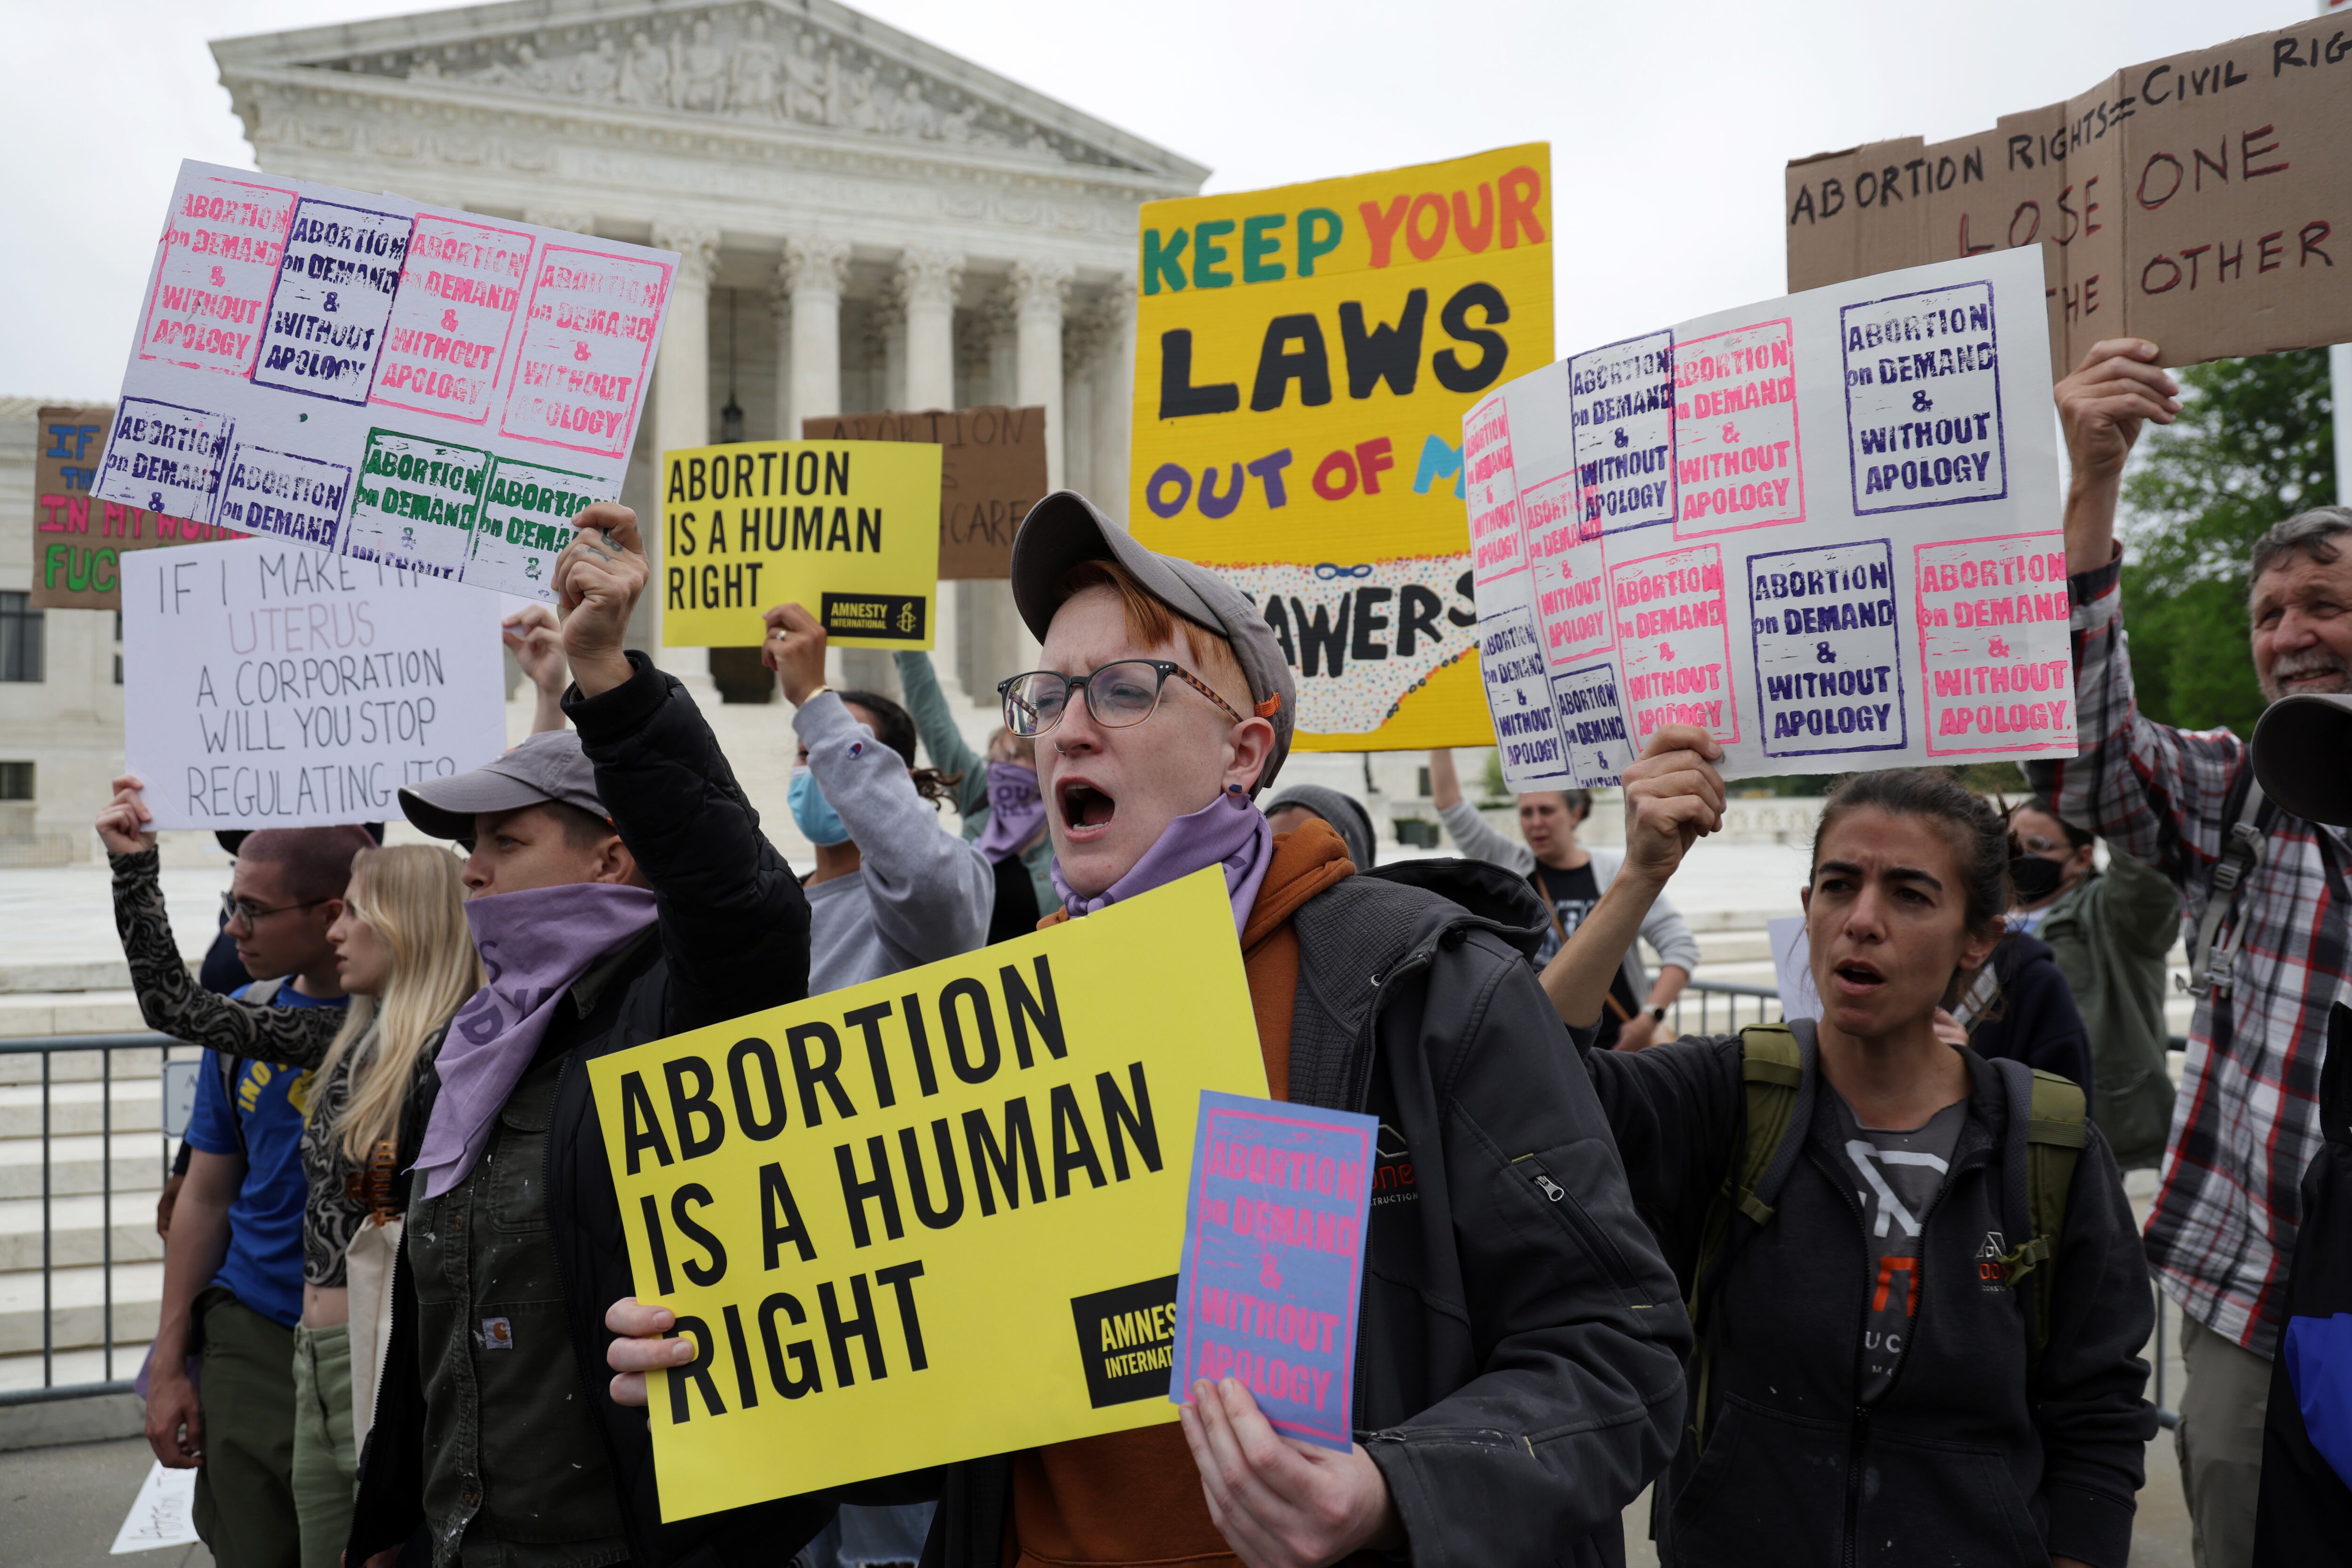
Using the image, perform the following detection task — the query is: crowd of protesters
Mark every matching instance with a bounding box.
[95,341,2352,1568]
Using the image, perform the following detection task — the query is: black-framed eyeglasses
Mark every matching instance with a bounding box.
[221,891,331,929]
[998,660,1245,738]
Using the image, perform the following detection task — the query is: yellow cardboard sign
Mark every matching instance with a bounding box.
[1132,144,1553,752]
[588,869,1268,1519]
[659,440,941,649]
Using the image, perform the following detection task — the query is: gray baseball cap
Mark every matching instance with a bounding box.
[2253,693,2352,826]
[397,729,610,842]
[1009,490,1294,794]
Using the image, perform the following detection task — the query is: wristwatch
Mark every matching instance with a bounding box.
[1650,1005,1667,1021]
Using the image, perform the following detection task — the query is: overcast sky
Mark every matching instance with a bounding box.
[0,0,2317,399]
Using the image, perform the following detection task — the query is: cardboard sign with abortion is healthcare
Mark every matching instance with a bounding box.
[1469,244,2070,789]
[659,441,943,650]
[120,536,507,828]
[1168,1093,1375,1451]
[1132,145,1554,752]
[588,868,1268,1518]
[90,159,675,604]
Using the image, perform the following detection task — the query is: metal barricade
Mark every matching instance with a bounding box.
[0,1032,191,1407]
[1664,979,1784,1037]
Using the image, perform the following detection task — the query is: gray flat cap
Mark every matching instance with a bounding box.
[397,729,609,841]
[1263,783,1377,869]
[1009,490,1294,795]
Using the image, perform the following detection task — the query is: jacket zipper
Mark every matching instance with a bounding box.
[1348,947,1435,1440]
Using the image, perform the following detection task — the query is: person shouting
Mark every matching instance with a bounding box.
[608,491,1690,1568]
[1551,738,2155,1568]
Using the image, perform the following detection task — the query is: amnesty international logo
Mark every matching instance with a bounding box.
[1069,1275,1179,1409]
[820,591,927,642]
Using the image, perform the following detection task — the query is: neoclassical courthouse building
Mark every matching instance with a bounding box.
[1,0,1221,859]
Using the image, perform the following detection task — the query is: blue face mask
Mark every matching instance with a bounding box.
[789,765,851,847]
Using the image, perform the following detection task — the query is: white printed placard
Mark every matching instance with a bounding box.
[121,536,507,828]
[1468,247,2068,786]
[93,160,677,604]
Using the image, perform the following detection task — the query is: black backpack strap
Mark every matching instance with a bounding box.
[2190,767,2273,998]
[1687,1020,1818,1451]
[1990,1058,2087,1354]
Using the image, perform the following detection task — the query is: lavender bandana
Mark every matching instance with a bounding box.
[413,881,658,1199]
[977,760,1048,864]
[1053,784,1274,935]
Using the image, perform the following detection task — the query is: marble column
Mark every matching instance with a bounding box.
[1009,259,1074,492]
[1094,279,1136,525]
[782,236,851,427]
[900,248,969,706]
[768,276,795,438]
[1061,299,1101,502]
[898,247,964,410]
[649,221,720,659]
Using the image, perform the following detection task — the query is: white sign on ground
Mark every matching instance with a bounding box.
[90,160,676,602]
[1468,245,2070,788]
[122,536,506,829]
[111,1462,199,1554]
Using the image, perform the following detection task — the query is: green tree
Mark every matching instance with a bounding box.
[2118,348,2336,737]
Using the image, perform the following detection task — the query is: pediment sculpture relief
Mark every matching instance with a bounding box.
[361,7,1103,166]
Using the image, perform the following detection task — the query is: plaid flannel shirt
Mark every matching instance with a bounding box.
[2029,552,2342,1358]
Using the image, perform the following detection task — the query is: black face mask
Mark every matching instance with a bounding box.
[2009,853,2065,902]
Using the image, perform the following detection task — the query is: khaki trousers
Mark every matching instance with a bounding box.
[2177,1314,2273,1568]
[191,1285,300,1568]
[290,1321,356,1568]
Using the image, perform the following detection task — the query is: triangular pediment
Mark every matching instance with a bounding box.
[211,0,1205,182]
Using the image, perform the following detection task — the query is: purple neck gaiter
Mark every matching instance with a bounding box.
[976,760,1047,864]
[413,881,659,1199]
[1053,785,1274,936]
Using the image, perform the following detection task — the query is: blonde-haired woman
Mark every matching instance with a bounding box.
[101,780,480,1568]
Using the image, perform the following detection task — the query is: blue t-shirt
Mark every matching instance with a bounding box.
[182,982,345,1329]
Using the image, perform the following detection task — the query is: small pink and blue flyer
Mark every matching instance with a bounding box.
[1168,1090,1377,1452]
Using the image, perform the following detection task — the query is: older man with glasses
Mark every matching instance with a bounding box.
[116,820,372,1568]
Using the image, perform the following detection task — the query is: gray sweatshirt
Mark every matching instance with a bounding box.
[797,690,995,993]
[1437,799,1701,1000]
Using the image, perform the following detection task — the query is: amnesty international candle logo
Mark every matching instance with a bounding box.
[588,869,1268,1518]
[659,440,942,650]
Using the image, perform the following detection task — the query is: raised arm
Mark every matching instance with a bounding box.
[98,780,342,1067]
[1536,727,1723,1028]
[502,601,572,734]
[2027,341,2239,890]
[2093,845,2185,962]
[1430,754,1535,873]
[556,505,812,1031]
[893,649,988,822]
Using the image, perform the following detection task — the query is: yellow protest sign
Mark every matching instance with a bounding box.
[588,868,1269,1519]
[659,440,941,649]
[1132,144,1553,752]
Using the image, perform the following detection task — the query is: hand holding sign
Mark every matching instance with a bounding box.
[1619,724,1727,887]
[605,1296,691,1407]
[761,602,829,706]
[555,502,646,698]
[1178,1377,1401,1568]
[95,774,159,856]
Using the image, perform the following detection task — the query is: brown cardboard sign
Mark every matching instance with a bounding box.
[799,406,1046,580]
[32,404,241,610]
[1785,23,2352,377]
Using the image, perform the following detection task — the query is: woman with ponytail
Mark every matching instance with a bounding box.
[101,777,480,1568]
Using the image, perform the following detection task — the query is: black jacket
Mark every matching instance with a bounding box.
[2254,999,2352,1565]
[350,655,825,1568]
[1967,931,2096,1105]
[921,857,1691,1568]
[1587,1025,2155,1568]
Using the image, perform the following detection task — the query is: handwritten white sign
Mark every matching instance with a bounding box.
[1467,246,2071,788]
[111,1462,199,1554]
[91,160,675,603]
[122,537,506,828]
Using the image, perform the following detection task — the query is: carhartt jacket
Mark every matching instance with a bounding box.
[1588,1024,2156,1568]
[919,857,1692,1568]
[2030,854,2181,1170]
[348,654,829,1568]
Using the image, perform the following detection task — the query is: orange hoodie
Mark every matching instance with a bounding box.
[1005,820,1355,1568]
